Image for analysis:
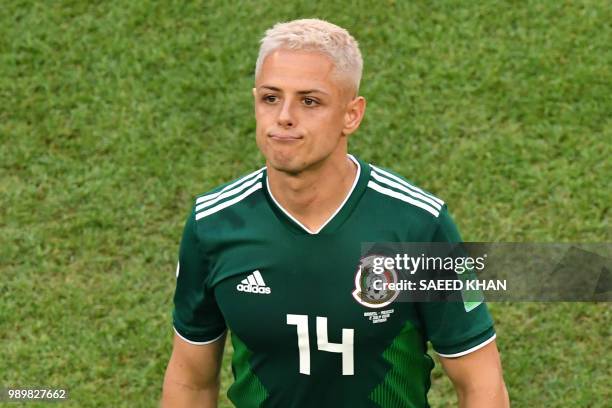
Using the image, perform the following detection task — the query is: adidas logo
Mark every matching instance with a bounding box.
[236,270,271,294]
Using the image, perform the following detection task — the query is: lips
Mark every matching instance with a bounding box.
[268,133,302,141]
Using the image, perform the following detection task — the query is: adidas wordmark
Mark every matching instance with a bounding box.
[236,270,271,294]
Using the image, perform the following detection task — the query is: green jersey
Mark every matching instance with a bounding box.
[172,155,495,408]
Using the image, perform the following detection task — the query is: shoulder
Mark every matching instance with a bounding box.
[364,162,446,219]
[191,166,266,223]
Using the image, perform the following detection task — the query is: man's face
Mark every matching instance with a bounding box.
[254,48,357,174]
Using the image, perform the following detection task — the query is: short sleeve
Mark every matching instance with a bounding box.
[417,206,496,357]
[172,206,227,344]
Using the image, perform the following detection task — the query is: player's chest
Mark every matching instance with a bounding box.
[208,234,413,355]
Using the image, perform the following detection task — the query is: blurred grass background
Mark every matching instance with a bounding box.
[1,0,610,406]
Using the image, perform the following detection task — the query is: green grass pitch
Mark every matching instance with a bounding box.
[1,1,610,407]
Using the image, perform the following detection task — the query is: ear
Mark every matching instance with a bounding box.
[342,96,366,136]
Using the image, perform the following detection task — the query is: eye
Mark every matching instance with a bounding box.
[263,95,278,103]
[303,97,319,106]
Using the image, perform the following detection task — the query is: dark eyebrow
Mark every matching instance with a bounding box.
[259,85,329,96]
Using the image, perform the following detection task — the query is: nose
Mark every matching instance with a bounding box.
[277,100,295,128]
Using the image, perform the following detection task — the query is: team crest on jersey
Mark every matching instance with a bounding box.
[352,255,400,308]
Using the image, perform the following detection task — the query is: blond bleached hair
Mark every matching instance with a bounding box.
[255,18,363,94]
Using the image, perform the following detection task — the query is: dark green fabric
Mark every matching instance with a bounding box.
[228,333,269,408]
[171,156,495,407]
[370,321,434,408]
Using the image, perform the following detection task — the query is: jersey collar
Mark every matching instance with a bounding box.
[264,154,371,235]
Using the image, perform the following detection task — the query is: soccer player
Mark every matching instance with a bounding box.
[162,19,509,407]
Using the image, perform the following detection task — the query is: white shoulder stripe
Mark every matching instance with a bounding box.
[370,164,444,206]
[368,180,440,217]
[196,167,265,205]
[371,170,442,211]
[195,182,262,220]
[195,172,263,212]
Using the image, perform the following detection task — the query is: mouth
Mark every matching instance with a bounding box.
[268,133,303,142]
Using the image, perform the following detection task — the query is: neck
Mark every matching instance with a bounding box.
[267,154,358,232]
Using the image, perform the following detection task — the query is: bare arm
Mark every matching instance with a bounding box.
[161,332,226,408]
[439,339,509,408]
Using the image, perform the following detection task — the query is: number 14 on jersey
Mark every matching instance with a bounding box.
[286,314,355,375]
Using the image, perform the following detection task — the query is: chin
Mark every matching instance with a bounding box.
[268,160,305,175]
[265,151,309,173]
